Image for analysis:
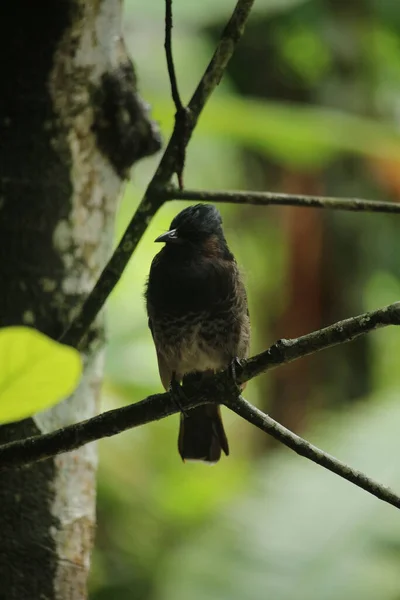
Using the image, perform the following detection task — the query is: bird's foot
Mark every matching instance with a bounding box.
[170,376,189,417]
[229,357,244,384]
[227,357,245,396]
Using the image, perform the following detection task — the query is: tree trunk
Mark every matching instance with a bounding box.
[0,1,159,598]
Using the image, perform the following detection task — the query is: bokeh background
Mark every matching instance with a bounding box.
[89,1,400,598]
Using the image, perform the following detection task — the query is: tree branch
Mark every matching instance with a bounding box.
[164,0,183,112]
[22,0,398,513]
[2,303,400,510]
[237,301,400,384]
[164,0,187,189]
[228,395,400,509]
[60,0,255,349]
[160,186,400,215]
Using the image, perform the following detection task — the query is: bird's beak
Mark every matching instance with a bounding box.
[154,229,180,243]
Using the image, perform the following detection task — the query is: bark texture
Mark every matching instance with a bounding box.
[0,1,159,598]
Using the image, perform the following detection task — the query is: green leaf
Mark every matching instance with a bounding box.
[0,326,82,424]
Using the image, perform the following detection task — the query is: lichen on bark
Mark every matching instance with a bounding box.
[0,0,159,598]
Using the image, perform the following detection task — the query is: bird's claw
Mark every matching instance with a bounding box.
[227,357,243,397]
[170,376,189,417]
[230,357,244,383]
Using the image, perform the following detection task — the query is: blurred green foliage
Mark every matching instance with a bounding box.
[90,1,400,598]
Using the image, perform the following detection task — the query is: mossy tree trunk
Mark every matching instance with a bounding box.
[0,1,159,598]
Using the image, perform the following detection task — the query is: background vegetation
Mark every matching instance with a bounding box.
[90,1,400,597]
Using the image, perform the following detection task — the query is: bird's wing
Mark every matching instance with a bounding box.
[156,350,172,391]
[148,317,172,391]
[148,317,154,338]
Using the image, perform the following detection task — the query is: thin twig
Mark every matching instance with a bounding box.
[228,395,400,510]
[160,186,400,215]
[165,0,183,112]
[3,303,400,510]
[61,0,255,349]
[237,302,400,384]
[164,0,187,188]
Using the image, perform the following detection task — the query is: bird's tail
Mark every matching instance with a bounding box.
[178,405,229,463]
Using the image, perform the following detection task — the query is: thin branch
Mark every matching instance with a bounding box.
[186,0,255,119]
[165,0,183,112]
[164,0,187,189]
[61,0,255,349]
[161,186,400,215]
[60,197,158,349]
[228,395,400,510]
[2,303,400,510]
[237,302,400,385]
[0,392,175,470]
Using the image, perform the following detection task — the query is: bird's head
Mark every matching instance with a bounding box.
[154,204,229,256]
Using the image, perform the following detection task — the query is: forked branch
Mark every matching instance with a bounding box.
[17,0,399,514]
[61,0,256,349]
[2,303,400,510]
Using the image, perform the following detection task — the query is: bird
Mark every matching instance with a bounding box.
[145,203,250,463]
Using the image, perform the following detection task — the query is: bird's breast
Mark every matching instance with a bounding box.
[152,312,230,376]
[146,249,250,378]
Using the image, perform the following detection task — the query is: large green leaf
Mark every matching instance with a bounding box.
[0,326,82,423]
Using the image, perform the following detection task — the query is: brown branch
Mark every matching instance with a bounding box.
[228,395,400,509]
[0,392,174,470]
[164,0,187,188]
[160,186,400,215]
[2,303,400,510]
[237,301,400,385]
[165,0,183,112]
[60,0,255,349]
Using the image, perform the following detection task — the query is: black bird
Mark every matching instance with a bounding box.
[145,204,250,463]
